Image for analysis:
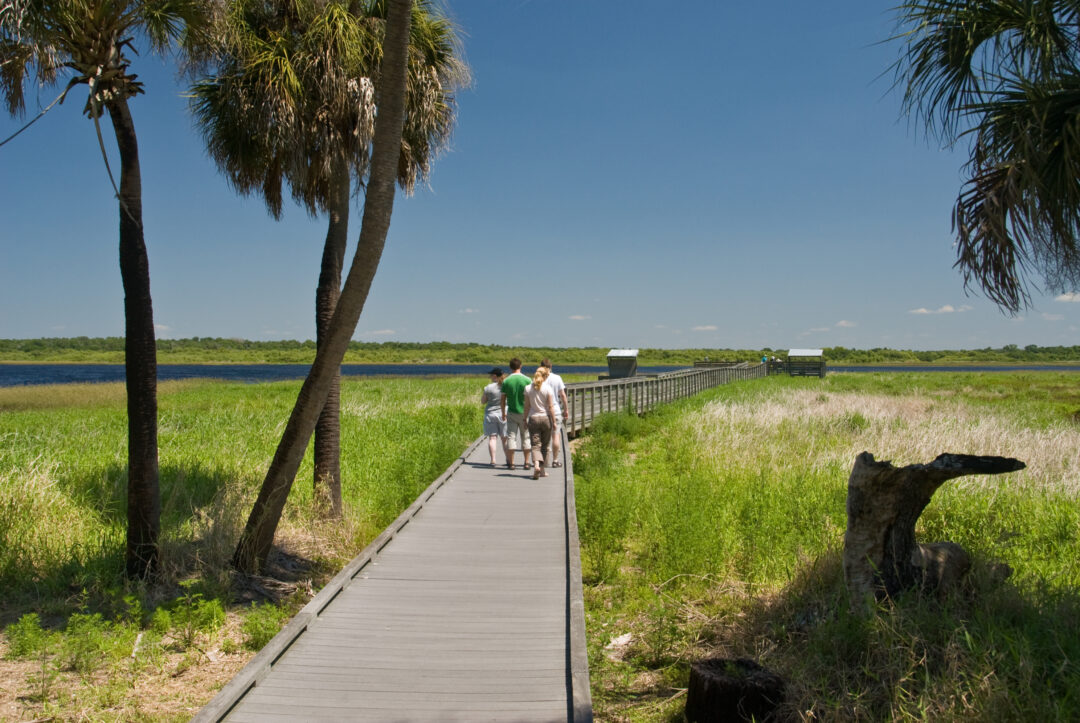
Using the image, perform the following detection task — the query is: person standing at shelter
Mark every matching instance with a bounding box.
[540,358,568,467]
[500,358,532,470]
[523,369,557,479]
[480,367,506,467]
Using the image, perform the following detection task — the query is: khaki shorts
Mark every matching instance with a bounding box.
[505,412,532,451]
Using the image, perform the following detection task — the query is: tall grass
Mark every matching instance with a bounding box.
[575,373,1080,721]
[0,375,483,606]
[1,373,491,719]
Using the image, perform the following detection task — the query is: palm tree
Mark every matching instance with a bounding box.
[1,0,209,579]
[229,0,413,574]
[891,0,1080,312]
[191,0,466,516]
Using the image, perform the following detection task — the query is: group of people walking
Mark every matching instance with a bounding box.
[481,357,568,479]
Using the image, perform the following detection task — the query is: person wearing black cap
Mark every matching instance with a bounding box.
[480,367,507,466]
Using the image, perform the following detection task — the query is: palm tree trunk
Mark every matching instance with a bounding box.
[313,159,350,517]
[232,0,412,574]
[108,97,160,580]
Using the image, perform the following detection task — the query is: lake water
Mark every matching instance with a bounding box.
[0,363,1077,387]
[0,363,682,387]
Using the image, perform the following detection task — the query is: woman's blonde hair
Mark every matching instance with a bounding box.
[532,369,547,388]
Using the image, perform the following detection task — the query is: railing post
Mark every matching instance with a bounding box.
[570,388,577,435]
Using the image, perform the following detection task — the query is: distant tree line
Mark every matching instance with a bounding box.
[2,338,1078,365]
[821,345,1080,364]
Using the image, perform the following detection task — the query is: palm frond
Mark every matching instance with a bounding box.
[891,0,1080,139]
[893,0,1080,309]
[190,0,466,217]
[952,68,1080,309]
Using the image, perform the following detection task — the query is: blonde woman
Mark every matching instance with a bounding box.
[522,368,557,479]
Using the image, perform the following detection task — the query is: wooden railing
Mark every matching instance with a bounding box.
[564,362,766,436]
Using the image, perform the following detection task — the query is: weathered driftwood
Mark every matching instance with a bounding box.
[685,658,785,722]
[844,452,1024,606]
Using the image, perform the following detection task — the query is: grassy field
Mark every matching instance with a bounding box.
[0,374,487,721]
[2,370,1078,720]
[574,372,1080,721]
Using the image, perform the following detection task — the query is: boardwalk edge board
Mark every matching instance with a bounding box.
[190,437,485,723]
[563,426,594,723]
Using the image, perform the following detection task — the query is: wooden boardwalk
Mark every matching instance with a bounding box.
[195,364,768,722]
[195,435,591,722]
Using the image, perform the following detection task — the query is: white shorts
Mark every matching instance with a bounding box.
[505,412,532,451]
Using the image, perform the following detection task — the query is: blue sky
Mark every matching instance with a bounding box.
[2,0,1079,350]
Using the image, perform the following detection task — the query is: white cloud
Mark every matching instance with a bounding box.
[1042,312,1065,321]
[835,320,856,328]
[1056,292,1080,303]
[908,304,972,315]
[569,314,591,321]
[691,325,718,332]
[459,308,478,314]
[367,329,395,336]
[155,324,171,333]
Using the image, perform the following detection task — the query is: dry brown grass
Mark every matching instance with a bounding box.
[0,379,206,411]
[0,511,346,723]
[694,387,1080,494]
[0,614,254,722]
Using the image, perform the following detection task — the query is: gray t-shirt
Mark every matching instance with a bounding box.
[482,382,503,415]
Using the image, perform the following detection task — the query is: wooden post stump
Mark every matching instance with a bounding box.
[685,658,785,722]
[844,452,1024,607]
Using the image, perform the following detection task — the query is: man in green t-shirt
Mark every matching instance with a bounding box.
[500,357,532,470]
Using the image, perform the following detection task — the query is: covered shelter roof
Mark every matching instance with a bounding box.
[787,348,824,357]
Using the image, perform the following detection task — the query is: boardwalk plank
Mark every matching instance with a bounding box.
[237,692,568,708]
[264,669,567,687]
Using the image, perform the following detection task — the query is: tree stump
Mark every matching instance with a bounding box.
[685,658,785,722]
[843,452,1024,607]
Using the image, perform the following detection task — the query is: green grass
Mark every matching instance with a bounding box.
[3,370,1078,720]
[0,374,490,720]
[574,372,1080,721]
[0,375,486,603]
